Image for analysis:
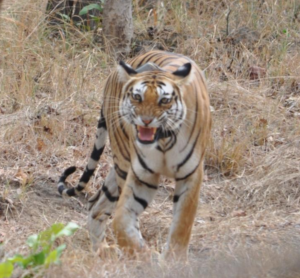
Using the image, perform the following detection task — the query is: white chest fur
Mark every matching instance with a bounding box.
[133,128,201,179]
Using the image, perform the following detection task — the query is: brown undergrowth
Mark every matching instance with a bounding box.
[1,0,300,277]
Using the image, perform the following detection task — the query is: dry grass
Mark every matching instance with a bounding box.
[1,0,300,277]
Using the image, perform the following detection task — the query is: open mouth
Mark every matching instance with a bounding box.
[136,126,157,144]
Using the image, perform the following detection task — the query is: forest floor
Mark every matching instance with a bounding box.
[1,0,300,277]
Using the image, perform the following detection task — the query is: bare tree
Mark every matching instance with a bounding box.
[102,0,133,59]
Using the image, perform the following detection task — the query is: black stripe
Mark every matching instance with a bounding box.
[133,193,148,209]
[131,167,158,190]
[76,184,85,191]
[156,145,164,152]
[171,98,179,119]
[58,176,65,183]
[79,168,95,183]
[62,166,76,179]
[58,166,76,184]
[66,187,76,196]
[114,164,128,180]
[164,131,177,152]
[57,167,78,196]
[164,134,173,149]
[173,195,180,203]
[175,161,200,181]
[180,83,198,152]
[134,145,154,173]
[150,54,165,65]
[97,111,107,129]
[157,128,173,139]
[88,189,101,204]
[173,189,188,203]
[159,56,181,67]
[157,81,166,87]
[177,128,201,171]
[115,127,131,162]
[155,129,179,152]
[111,74,121,99]
[91,146,105,162]
[136,52,159,68]
[102,184,119,202]
[178,105,184,121]
[119,118,129,139]
[103,78,110,95]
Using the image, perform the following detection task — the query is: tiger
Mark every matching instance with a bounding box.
[58,50,211,259]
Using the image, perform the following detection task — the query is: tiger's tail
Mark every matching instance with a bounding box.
[58,111,108,197]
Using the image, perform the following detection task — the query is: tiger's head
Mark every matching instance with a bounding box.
[118,61,192,145]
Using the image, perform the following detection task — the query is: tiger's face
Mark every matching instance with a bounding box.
[121,77,185,144]
[118,62,192,144]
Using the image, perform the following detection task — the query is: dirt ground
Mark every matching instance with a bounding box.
[1,0,300,277]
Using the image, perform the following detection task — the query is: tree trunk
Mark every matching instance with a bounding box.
[102,0,133,59]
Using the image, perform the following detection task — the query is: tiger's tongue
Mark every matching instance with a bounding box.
[138,127,156,141]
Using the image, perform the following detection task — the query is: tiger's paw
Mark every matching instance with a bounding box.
[97,242,122,261]
[131,247,162,264]
[161,248,188,263]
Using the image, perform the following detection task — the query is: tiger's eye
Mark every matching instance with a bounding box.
[160,97,171,104]
[132,93,142,102]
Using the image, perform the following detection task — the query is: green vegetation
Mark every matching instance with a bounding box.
[0,223,79,278]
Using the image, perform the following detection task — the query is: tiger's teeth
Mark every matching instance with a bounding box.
[136,126,157,142]
[151,128,157,140]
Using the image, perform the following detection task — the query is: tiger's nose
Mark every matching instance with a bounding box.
[141,118,153,125]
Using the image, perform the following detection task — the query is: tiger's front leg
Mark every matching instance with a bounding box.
[112,169,159,255]
[164,162,204,260]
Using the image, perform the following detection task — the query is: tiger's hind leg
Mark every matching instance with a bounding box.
[87,167,120,251]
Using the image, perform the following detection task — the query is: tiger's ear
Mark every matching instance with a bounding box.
[172,63,192,84]
[118,61,137,82]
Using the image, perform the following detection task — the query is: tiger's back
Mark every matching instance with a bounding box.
[58,50,211,259]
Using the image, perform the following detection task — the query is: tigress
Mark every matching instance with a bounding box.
[58,50,211,259]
